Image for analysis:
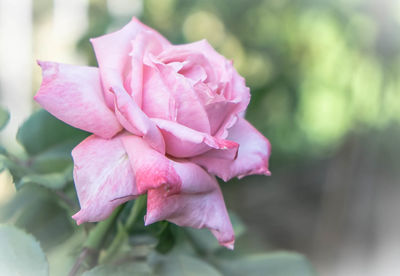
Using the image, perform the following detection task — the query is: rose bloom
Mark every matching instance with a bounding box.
[34,18,271,249]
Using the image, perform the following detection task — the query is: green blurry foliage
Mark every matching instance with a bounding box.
[17,109,89,158]
[216,252,315,276]
[0,225,49,275]
[0,107,9,131]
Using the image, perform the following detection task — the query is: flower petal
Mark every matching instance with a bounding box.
[145,160,235,249]
[212,66,250,139]
[141,65,176,121]
[191,118,271,181]
[150,59,211,134]
[152,118,238,158]
[71,134,139,224]
[91,17,169,108]
[129,31,167,108]
[121,135,181,195]
[111,86,166,154]
[34,61,122,139]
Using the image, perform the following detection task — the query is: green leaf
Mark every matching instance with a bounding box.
[152,254,222,276]
[0,106,10,130]
[82,262,153,276]
[0,185,75,250]
[216,252,315,276]
[155,222,175,254]
[0,225,48,275]
[0,154,33,183]
[17,109,89,156]
[31,141,76,173]
[17,165,73,190]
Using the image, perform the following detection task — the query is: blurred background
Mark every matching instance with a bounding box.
[1,0,400,275]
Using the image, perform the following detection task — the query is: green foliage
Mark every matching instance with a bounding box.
[155,222,176,254]
[17,109,89,156]
[216,252,315,276]
[83,262,152,276]
[17,164,73,190]
[152,254,222,276]
[0,184,75,250]
[1,109,88,190]
[0,106,9,130]
[0,225,48,276]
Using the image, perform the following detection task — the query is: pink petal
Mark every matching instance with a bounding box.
[158,40,250,139]
[151,59,211,134]
[91,17,170,108]
[71,134,139,224]
[159,40,225,83]
[34,61,122,139]
[141,65,176,121]
[145,160,235,249]
[111,86,166,154]
[204,99,239,137]
[191,118,271,181]
[158,46,214,83]
[129,31,167,108]
[121,135,181,195]
[212,66,250,139]
[152,118,238,158]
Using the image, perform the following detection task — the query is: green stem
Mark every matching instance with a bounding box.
[84,204,124,250]
[99,195,146,264]
[125,194,146,230]
[69,205,124,276]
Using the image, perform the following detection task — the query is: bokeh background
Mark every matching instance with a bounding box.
[1,0,400,275]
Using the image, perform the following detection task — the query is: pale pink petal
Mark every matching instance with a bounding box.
[213,66,250,138]
[145,160,235,249]
[71,134,139,224]
[111,86,166,154]
[121,135,181,195]
[204,98,239,137]
[34,61,122,139]
[91,17,170,108]
[158,40,250,139]
[152,118,238,158]
[151,60,211,134]
[141,65,176,121]
[191,118,271,181]
[129,31,167,108]
[158,47,215,83]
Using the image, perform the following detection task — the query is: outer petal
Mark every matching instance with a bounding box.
[152,118,238,158]
[34,61,122,138]
[121,135,181,195]
[71,134,139,224]
[191,118,271,181]
[91,17,170,108]
[111,86,166,154]
[145,160,235,249]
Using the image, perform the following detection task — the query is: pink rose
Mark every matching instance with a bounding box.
[34,17,271,249]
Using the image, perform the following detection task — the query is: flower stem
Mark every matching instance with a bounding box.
[84,204,124,250]
[99,195,147,264]
[126,194,146,230]
[69,205,123,276]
